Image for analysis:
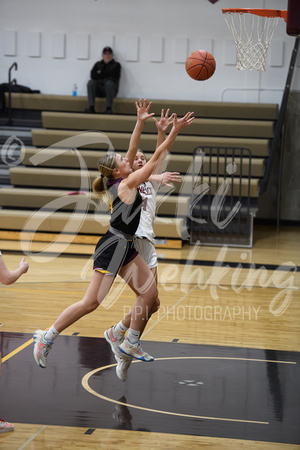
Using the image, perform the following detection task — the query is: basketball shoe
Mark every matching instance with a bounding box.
[116,355,133,382]
[33,329,53,368]
[104,326,125,359]
[118,338,154,362]
[0,419,14,433]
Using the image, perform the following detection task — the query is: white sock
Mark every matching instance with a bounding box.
[112,321,128,339]
[44,325,59,342]
[127,328,140,344]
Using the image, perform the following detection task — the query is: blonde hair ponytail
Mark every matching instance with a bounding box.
[92,153,117,201]
[92,176,106,198]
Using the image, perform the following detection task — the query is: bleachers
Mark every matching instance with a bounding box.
[5,93,278,118]
[20,147,265,177]
[0,93,278,251]
[41,111,275,137]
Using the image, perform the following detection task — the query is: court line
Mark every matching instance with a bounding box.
[82,357,279,425]
[18,425,47,450]
[2,338,33,363]
[82,356,297,424]
[0,287,133,298]
[1,288,88,294]
[2,281,299,293]
[154,356,297,365]
[158,258,300,272]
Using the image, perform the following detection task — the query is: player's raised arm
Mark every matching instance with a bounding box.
[125,111,194,189]
[125,99,155,167]
[151,108,174,175]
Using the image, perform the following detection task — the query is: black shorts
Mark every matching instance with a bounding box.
[93,230,138,276]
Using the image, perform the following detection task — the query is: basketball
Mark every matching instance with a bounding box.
[185,50,216,81]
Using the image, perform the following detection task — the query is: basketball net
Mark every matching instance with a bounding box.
[222,10,284,71]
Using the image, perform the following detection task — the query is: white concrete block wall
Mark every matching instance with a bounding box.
[0,0,298,103]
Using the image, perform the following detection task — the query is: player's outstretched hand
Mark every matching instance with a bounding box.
[153,108,175,133]
[19,257,29,274]
[172,112,194,134]
[135,98,155,123]
[160,171,182,187]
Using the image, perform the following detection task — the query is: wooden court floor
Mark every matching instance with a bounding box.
[0,225,299,449]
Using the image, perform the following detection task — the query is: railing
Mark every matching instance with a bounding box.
[221,88,283,103]
[260,37,299,195]
[7,61,18,126]
[189,146,255,247]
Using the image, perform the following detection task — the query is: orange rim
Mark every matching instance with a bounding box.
[222,8,287,22]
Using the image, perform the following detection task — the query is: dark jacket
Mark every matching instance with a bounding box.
[90,59,121,85]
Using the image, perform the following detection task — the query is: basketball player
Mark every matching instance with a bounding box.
[134,109,181,283]
[0,251,29,433]
[33,100,194,370]
[105,109,182,381]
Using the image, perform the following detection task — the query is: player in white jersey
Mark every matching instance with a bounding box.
[133,152,181,281]
[134,175,159,274]
[105,109,182,381]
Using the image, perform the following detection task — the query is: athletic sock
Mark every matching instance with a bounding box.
[44,325,59,342]
[127,328,140,344]
[112,321,128,339]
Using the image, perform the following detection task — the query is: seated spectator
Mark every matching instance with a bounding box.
[86,46,121,114]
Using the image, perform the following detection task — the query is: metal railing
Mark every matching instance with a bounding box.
[189,146,255,247]
[260,37,299,195]
[6,61,18,126]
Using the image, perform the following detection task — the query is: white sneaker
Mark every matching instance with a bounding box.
[0,418,14,433]
[119,338,154,362]
[33,329,53,368]
[116,355,133,382]
[104,326,125,359]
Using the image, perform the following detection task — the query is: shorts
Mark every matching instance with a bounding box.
[133,237,158,269]
[93,230,138,276]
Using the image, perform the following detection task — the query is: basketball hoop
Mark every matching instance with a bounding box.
[222,8,287,71]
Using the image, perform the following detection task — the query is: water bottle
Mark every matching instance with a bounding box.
[72,83,77,96]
